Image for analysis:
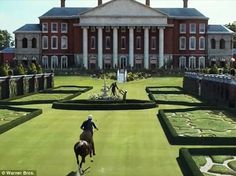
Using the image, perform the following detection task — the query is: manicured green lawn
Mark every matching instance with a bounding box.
[0,76,184,176]
[0,109,29,125]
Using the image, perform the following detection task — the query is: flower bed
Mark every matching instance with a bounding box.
[179,148,236,176]
[158,107,236,145]
[0,106,42,134]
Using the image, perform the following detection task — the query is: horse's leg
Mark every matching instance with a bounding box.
[79,158,83,175]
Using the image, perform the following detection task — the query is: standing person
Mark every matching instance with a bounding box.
[80,115,98,155]
[110,82,119,96]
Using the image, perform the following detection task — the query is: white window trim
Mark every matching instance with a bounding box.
[42,56,49,68]
[61,56,68,69]
[136,36,141,50]
[190,23,196,34]
[42,23,48,33]
[51,23,58,33]
[189,56,196,69]
[42,36,48,49]
[51,56,58,69]
[199,56,205,68]
[91,36,96,49]
[121,36,126,50]
[179,56,186,69]
[105,36,111,49]
[199,37,205,50]
[151,36,156,50]
[61,36,68,50]
[61,23,68,33]
[199,23,205,34]
[180,24,186,34]
[51,36,58,50]
[189,36,196,50]
[179,36,186,50]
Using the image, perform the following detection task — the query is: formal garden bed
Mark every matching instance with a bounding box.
[179,148,236,176]
[52,99,157,110]
[158,107,236,145]
[147,86,203,106]
[0,86,92,105]
[0,106,42,134]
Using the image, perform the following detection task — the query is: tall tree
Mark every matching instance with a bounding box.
[0,30,13,50]
[225,22,236,48]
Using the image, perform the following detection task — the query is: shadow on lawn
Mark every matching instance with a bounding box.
[66,171,77,176]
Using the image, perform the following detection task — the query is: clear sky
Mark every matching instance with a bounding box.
[0,0,236,36]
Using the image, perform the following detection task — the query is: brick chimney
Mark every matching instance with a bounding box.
[98,0,102,6]
[61,0,65,7]
[146,0,150,6]
[183,0,188,8]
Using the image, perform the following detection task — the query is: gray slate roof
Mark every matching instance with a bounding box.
[157,8,208,19]
[39,7,90,19]
[14,24,41,33]
[39,7,207,19]
[0,47,15,54]
[208,25,234,34]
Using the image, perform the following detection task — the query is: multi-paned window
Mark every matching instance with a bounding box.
[199,57,205,68]
[190,23,196,34]
[51,36,58,49]
[151,27,156,33]
[61,56,68,68]
[199,23,205,34]
[61,36,68,49]
[136,27,141,33]
[91,36,96,49]
[42,23,48,33]
[105,27,110,33]
[91,27,96,33]
[179,37,186,50]
[121,36,126,49]
[189,56,196,69]
[105,36,111,49]
[180,24,186,34]
[136,36,141,49]
[220,39,225,49]
[51,56,58,69]
[51,23,58,33]
[199,37,205,50]
[179,56,186,69]
[151,37,156,50]
[121,27,126,33]
[189,37,196,50]
[211,39,216,49]
[42,56,49,68]
[61,23,68,33]
[42,36,48,49]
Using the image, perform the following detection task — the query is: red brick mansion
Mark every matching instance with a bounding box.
[14,0,234,71]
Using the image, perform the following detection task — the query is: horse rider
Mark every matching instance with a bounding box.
[80,115,98,155]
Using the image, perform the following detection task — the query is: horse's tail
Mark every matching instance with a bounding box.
[74,142,80,165]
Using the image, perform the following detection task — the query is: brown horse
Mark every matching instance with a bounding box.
[74,140,91,175]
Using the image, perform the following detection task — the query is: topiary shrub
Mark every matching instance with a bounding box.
[14,64,26,75]
[209,65,219,74]
[28,63,37,74]
[230,68,235,76]
[0,64,9,76]
[35,63,43,74]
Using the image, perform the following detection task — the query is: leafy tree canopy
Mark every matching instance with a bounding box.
[0,30,13,50]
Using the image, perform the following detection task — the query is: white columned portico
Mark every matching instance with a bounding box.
[113,27,118,68]
[82,27,88,69]
[158,27,165,68]
[144,27,149,69]
[129,27,134,68]
[97,27,103,69]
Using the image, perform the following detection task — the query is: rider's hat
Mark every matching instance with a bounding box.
[88,114,93,120]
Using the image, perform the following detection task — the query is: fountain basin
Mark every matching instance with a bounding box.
[52,99,156,110]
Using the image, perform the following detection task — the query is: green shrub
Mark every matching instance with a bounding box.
[0,64,9,76]
[209,65,219,74]
[14,64,26,75]
[28,63,37,74]
[35,63,43,74]
[230,68,235,76]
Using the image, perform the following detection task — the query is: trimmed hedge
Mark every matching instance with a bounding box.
[0,106,42,134]
[0,85,92,105]
[158,107,236,145]
[52,99,157,110]
[179,147,236,176]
